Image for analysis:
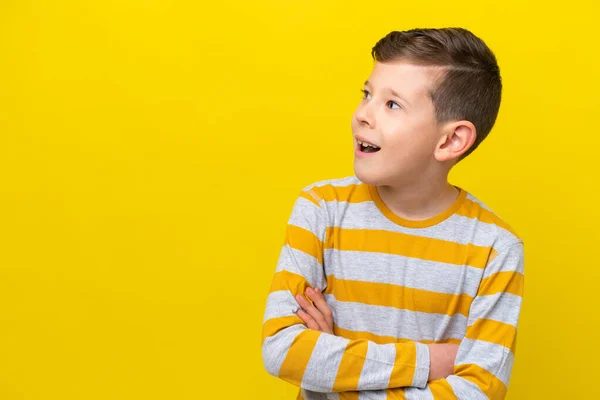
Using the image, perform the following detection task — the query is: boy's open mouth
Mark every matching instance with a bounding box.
[358,139,381,153]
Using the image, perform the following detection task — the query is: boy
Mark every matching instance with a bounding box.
[261,28,524,400]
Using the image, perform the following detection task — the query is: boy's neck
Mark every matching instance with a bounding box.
[375,178,460,222]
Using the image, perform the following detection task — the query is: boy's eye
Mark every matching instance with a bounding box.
[360,89,371,100]
[387,101,401,110]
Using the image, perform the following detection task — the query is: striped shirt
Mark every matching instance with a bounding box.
[262,176,524,400]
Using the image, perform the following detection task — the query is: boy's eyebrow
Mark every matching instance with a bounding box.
[364,80,412,107]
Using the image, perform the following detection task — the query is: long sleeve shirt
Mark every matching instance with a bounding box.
[261,176,524,400]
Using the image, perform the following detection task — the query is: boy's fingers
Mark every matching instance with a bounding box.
[295,293,329,332]
[303,288,333,334]
[308,287,332,318]
[296,309,321,331]
[306,288,333,327]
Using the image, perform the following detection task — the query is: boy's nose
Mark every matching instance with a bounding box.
[355,104,376,129]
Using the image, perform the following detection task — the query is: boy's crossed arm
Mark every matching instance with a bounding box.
[294,243,524,400]
[295,287,458,382]
[262,191,456,394]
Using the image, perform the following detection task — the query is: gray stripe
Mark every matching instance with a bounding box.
[301,389,329,400]
[482,242,524,278]
[466,193,521,243]
[324,250,483,296]
[303,175,361,191]
[262,324,305,377]
[276,246,327,289]
[468,292,522,327]
[446,375,488,399]
[324,200,499,248]
[325,294,468,342]
[263,290,298,323]
[466,193,493,212]
[288,196,328,233]
[411,342,430,388]
[302,333,349,392]
[456,338,514,386]
[356,342,395,390]
[404,386,434,400]
[358,390,388,399]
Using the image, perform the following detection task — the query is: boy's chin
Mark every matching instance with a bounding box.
[354,165,388,187]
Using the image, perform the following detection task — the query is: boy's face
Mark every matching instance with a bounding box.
[352,61,447,186]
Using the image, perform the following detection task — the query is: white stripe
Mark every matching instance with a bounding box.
[302,176,361,191]
[482,242,524,278]
[358,389,388,399]
[466,193,493,212]
[468,292,522,327]
[302,333,349,392]
[263,290,298,323]
[356,341,395,390]
[322,200,500,248]
[324,249,483,296]
[288,196,328,233]
[446,375,488,399]
[301,389,329,400]
[412,342,430,388]
[275,246,327,289]
[324,294,468,342]
[405,386,434,400]
[262,324,305,377]
[456,338,514,387]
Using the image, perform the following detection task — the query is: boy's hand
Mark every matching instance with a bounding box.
[295,288,458,381]
[427,343,459,381]
[295,287,334,334]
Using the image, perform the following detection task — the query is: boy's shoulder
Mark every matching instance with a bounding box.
[297,175,364,204]
[297,176,523,248]
[300,175,362,192]
[462,189,524,248]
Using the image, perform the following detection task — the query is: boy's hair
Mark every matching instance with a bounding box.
[371,28,502,162]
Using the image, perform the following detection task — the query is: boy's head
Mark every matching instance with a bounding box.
[352,27,502,187]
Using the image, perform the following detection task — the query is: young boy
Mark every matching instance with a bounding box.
[261,28,524,400]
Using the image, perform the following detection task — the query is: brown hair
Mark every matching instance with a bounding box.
[371,28,502,162]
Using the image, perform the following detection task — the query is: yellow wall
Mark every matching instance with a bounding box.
[0,1,598,398]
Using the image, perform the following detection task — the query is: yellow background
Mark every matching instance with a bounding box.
[0,1,598,399]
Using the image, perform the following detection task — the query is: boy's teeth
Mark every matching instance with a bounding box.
[358,139,379,149]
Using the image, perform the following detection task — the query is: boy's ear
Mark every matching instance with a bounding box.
[434,121,477,163]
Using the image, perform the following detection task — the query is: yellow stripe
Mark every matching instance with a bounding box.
[313,183,372,204]
[278,329,322,386]
[261,315,303,344]
[334,324,461,346]
[269,269,311,295]
[332,339,369,391]
[429,378,458,399]
[296,389,304,400]
[299,190,321,206]
[286,224,323,265]
[326,276,474,317]
[339,392,360,400]
[478,271,524,297]
[385,388,406,400]
[324,227,491,269]
[487,248,499,263]
[311,182,522,240]
[455,363,507,400]
[465,319,517,353]
[388,342,417,388]
[457,198,521,239]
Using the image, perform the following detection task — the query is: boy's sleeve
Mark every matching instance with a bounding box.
[352,240,524,400]
[261,188,431,393]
